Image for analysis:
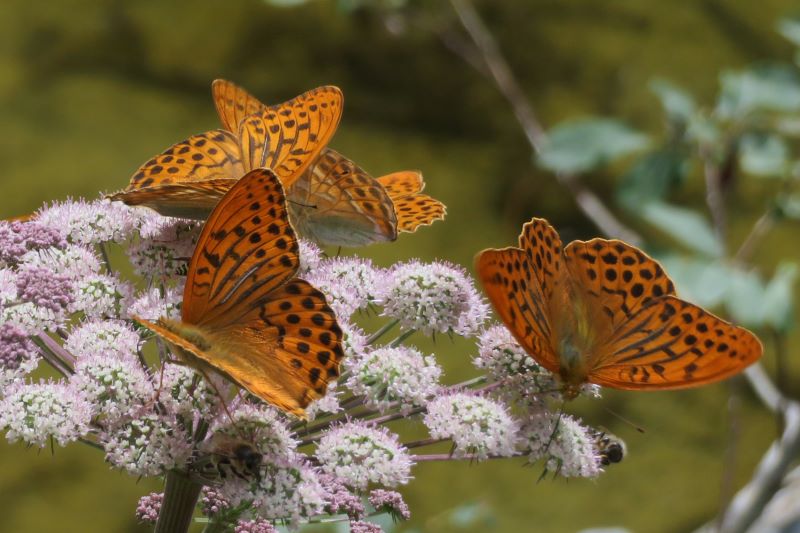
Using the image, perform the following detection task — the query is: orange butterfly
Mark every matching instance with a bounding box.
[109,86,343,220]
[134,168,344,417]
[476,218,762,398]
[213,79,446,246]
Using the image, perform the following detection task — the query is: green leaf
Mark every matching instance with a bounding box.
[616,148,689,211]
[717,64,800,118]
[725,264,797,330]
[778,193,800,219]
[738,132,789,177]
[640,201,723,257]
[649,78,696,122]
[686,112,722,145]
[761,262,798,332]
[725,269,766,326]
[659,256,732,308]
[537,118,650,174]
[777,17,800,47]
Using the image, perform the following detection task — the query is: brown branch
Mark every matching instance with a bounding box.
[447,0,643,245]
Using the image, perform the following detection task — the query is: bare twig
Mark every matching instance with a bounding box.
[712,402,800,533]
[733,209,778,264]
[703,159,728,249]
[447,0,643,245]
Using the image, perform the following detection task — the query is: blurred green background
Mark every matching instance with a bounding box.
[1,0,798,531]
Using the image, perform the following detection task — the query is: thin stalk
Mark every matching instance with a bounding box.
[154,471,203,533]
[98,242,112,273]
[366,319,399,345]
[414,452,522,462]
[32,333,74,377]
[734,208,779,264]
[447,0,643,245]
[390,329,416,347]
[404,437,447,449]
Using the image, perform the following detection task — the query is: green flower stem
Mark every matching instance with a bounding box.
[32,333,74,377]
[154,471,203,533]
[365,319,399,345]
[389,328,416,347]
[97,242,112,273]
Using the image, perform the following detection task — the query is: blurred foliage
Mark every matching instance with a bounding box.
[2,0,800,532]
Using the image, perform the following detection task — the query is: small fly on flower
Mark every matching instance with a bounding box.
[190,435,264,485]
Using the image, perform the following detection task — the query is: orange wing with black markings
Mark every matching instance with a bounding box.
[476,217,762,394]
[133,168,343,417]
[377,171,446,233]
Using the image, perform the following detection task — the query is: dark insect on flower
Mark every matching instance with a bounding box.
[190,437,264,484]
[590,429,626,466]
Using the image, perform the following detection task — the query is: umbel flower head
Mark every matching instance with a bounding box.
[0,380,93,448]
[315,421,414,490]
[379,259,489,336]
[347,345,442,414]
[424,392,519,460]
[522,410,602,478]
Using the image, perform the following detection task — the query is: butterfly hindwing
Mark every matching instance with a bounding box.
[212,79,267,133]
[376,171,424,197]
[108,179,238,219]
[238,86,343,188]
[184,168,299,326]
[377,171,446,233]
[288,148,398,246]
[591,295,762,389]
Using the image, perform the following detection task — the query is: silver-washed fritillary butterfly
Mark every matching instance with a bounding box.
[134,168,344,417]
[213,79,446,246]
[477,217,763,398]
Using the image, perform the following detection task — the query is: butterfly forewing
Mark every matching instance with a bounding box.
[563,238,676,336]
[110,130,244,217]
[212,79,267,133]
[184,168,299,326]
[476,226,565,375]
[238,86,343,188]
[288,148,398,247]
[591,295,762,389]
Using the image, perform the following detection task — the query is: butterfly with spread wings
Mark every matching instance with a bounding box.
[476,217,762,398]
[213,79,446,247]
[109,85,343,220]
[133,168,344,417]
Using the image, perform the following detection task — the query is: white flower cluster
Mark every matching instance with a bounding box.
[102,412,193,477]
[65,319,140,360]
[71,354,154,423]
[0,381,93,447]
[316,422,414,490]
[36,198,140,244]
[127,215,198,278]
[380,260,488,336]
[306,257,385,318]
[348,346,441,414]
[522,410,602,478]
[424,393,519,460]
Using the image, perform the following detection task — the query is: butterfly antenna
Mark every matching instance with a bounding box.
[336,246,342,257]
[604,407,646,434]
[196,367,243,437]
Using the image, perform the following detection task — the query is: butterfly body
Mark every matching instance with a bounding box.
[477,218,763,395]
[134,168,344,418]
